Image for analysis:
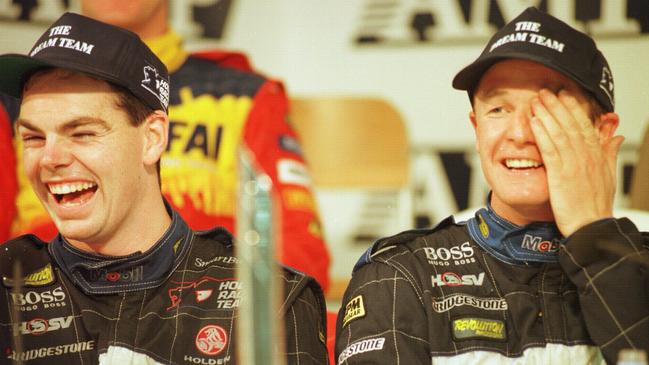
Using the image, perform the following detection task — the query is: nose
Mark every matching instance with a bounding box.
[39,136,73,170]
[507,104,535,145]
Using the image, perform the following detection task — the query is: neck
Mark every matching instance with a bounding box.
[489,195,554,225]
[67,194,171,257]
[467,205,562,264]
[131,3,168,39]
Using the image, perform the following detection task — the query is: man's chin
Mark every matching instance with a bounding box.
[54,221,97,243]
[490,190,554,222]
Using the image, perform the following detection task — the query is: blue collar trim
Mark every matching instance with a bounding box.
[466,204,563,265]
[49,202,192,294]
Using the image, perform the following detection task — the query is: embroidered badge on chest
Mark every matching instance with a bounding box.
[343,295,366,327]
[2,264,56,287]
[452,317,507,341]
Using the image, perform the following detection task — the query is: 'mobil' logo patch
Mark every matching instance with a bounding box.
[343,295,366,327]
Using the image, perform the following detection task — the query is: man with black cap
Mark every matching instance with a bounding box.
[335,7,648,365]
[4,0,332,300]
[0,13,328,364]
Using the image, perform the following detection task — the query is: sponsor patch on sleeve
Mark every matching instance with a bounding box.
[452,317,506,341]
[3,264,55,287]
[319,329,326,345]
[282,188,316,212]
[277,159,311,187]
[337,337,385,365]
[343,295,366,328]
[279,135,304,156]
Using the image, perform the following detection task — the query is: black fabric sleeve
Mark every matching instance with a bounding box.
[560,218,649,364]
[335,260,429,365]
[281,273,329,365]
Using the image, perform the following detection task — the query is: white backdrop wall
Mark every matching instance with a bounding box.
[1,0,648,148]
[212,0,649,149]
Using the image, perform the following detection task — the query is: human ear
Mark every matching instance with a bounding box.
[469,111,479,151]
[595,112,619,143]
[141,110,169,167]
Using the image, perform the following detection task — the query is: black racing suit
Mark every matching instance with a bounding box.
[335,205,649,364]
[0,208,329,364]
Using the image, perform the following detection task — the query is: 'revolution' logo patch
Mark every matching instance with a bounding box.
[452,317,506,341]
[343,295,366,327]
[195,325,228,356]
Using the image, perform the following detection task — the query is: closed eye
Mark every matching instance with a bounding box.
[487,106,508,116]
[20,132,45,146]
[72,131,96,138]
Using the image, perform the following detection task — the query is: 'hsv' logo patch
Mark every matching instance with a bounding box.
[431,272,484,287]
[452,317,506,341]
[343,295,366,327]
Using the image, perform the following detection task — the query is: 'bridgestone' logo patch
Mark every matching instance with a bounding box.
[452,317,506,341]
[432,294,508,313]
[343,295,366,327]
[337,337,385,365]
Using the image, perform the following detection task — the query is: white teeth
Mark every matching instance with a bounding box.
[48,182,97,195]
[505,159,543,169]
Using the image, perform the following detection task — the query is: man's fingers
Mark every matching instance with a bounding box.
[539,89,599,151]
[556,90,597,140]
[538,89,580,132]
[529,115,561,168]
[531,97,571,158]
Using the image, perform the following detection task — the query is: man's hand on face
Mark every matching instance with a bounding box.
[529,89,624,237]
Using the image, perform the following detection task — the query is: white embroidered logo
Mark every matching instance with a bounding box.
[141,65,169,109]
[30,25,95,57]
[599,66,614,108]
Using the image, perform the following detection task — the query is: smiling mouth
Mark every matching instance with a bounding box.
[48,182,98,206]
[504,159,544,170]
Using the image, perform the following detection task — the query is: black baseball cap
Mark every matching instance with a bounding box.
[0,12,169,113]
[453,7,614,112]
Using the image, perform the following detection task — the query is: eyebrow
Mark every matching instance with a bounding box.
[477,88,508,100]
[15,117,110,133]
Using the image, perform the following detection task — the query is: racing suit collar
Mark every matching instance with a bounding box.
[466,200,563,264]
[49,200,193,294]
[144,29,189,74]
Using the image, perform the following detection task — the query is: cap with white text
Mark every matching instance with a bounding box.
[0,12,169,112]
[452,7,614,112]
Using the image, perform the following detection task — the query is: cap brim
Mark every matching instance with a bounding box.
[0,54,52,99]
[452,52,588,97]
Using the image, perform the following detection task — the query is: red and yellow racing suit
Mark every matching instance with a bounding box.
[0,98,17,241]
